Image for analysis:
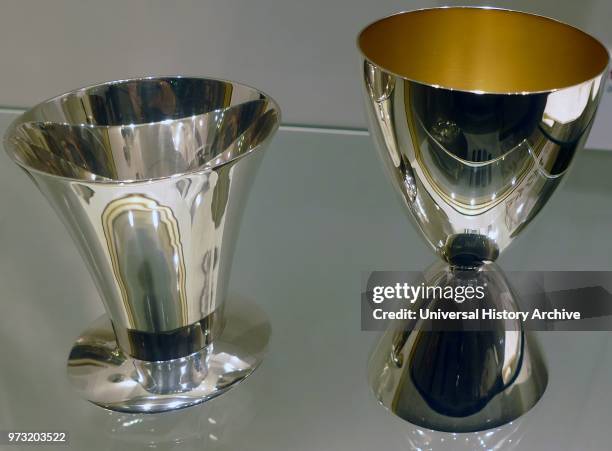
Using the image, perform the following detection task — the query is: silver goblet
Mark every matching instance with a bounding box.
[359,7,609,431]
[4,76,280,413]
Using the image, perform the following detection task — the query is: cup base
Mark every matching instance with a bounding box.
[369,329,547,432]
[67,297,270,413]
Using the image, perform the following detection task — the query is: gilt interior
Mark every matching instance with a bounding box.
[359,8,609,94]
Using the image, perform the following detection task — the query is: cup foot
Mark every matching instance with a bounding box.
[369,329,547,432]
[67,297,270,413]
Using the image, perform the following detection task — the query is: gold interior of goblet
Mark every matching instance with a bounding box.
[358,7,609,93]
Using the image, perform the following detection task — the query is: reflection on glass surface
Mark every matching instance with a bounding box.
[403,417,527,451]
[102,382,255,450]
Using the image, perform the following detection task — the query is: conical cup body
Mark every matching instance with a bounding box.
[4,77,280,361]
[359,8,609,265]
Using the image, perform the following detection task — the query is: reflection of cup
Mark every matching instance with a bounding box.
[403,416,528,451]
[4,77,280,412]
[102,383,256,451]
[358,7,609,431]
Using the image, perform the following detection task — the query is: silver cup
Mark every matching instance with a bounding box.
[4,76,280,412]
[359,7,609,431]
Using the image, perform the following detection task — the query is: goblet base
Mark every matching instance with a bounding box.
[369,328,547,432]
[368,262,548,432]
[67,298,270,413]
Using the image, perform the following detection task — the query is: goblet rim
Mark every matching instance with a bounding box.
[357,6,610,96]
[3,75,281,185]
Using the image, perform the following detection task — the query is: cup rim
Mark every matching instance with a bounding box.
[3,75,281,185]
[357,6,610,95]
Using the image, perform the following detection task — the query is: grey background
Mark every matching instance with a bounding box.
[0,0,611,138]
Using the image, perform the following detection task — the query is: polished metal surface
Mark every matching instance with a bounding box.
[3,76,280,411]
[67,296,270,413]
[360,7,609,266]
[368,262,548,433]
[359,7,608,432]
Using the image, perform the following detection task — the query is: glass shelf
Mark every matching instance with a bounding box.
[0,112,610,450]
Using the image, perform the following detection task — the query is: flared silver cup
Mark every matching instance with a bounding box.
[4,76,280,412]
[359,7,609,431]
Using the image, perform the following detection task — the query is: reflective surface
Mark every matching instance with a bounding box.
[401,417,529,451]
[368,262,548,432]
[100,384,257,450]
[3,77,280,410]
[360,8,609,266]
[0,122,611,449]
